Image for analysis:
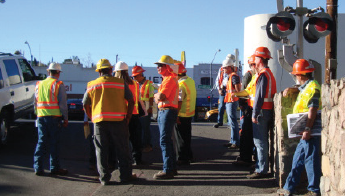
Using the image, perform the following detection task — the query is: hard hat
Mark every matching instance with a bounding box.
[154,55,174,66]
[248,55,256,64]
[176,62,187,74]
[291,59,315,75]
[132,65,145,76]
[253,47,273,59]
[47,62,62,72]
[226,54,236,61]
[114,61,128,71]
[221,58,234,68]
[95,59,113,72]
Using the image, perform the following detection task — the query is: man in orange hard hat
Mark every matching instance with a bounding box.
[277,59,321,196]
[246,47,277,179]
[132,65,155,153]
[174,62,196,166]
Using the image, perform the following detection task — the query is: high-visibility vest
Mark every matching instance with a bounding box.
[293,80,321,114]
[128,80,139,115]
[87,76,127,123]
[250,68,277,109]
[178,77,196,117]
[140,79,154,101]
[35,77,63,117]
[224,72,239,103]
[158,75,179,108]
[245,74,258,107]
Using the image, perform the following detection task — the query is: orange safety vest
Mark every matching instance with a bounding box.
[158,75,179,109]
[224,72,239,103]
[87,76,127,123]
[140,79,154,101]
[35,77,63,117]
[249,68,277,110]
[128,80,139,115]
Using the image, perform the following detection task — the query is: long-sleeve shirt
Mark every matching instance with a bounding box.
[214,68,229,91]
[252,73,268,119]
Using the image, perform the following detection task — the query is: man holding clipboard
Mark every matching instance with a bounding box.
[277,59,322,196]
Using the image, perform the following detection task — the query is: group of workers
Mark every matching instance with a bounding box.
[32,46,321,195]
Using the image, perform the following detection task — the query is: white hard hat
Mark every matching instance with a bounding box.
[226,54,236,61]
[114,61,128,71]
[221,58,234,68]
[47,62,62,72]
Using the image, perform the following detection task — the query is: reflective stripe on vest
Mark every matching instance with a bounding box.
[293,80,321,114]
[128,80,139,115]
[250,68,277,109]
[36,77,63,117]
[224,72,239,103]
[246,74,258,107]
[87,76,127,123]
[140,80,153,101]
[179,77,196,117]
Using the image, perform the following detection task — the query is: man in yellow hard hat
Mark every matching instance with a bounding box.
[83,59,136,185]
[277,59,321,196]
[153,55,179,180]
[33,62,68,176]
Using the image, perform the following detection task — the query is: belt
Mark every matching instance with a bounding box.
[158,107,177,111]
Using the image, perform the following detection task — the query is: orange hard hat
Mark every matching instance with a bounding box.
[253,47,272,59]
[248,55,256,64]
[177,63,187,74]
[132,65,145,76]
[291,59,315,75]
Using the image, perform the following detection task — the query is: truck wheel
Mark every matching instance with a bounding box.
[0,114,9,146]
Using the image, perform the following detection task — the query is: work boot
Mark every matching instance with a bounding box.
[276,188,292,196]
[246,172,270,179]
[304,191,321,196]
[153,171,174,180]
[213,123,223,128]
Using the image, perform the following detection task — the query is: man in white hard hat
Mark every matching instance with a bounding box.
[33,62,69,176]
[222,56,241,149]
[83,59,136,185]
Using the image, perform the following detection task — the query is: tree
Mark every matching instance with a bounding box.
[81,53,94,68]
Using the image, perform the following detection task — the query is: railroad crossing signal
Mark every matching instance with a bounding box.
[266,11,296,42]
[303,12,334,43]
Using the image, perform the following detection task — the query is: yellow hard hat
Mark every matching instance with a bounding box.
[95,59,113,72]
[154,55,174,66]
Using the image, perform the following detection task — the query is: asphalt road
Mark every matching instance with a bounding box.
[0,119,279,196]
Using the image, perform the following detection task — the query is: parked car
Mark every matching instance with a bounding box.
[0,52,44,146]
[67,99,84,120]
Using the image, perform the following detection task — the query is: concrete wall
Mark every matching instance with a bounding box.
[320,78,345,196]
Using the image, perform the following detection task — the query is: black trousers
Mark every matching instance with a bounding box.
[174,117,193,161]
[239,105,254,162]
[129,114,142,163]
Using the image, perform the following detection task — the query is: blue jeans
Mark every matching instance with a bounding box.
[140,114,152,147]
[252,109,273,174]
[226,101,239,145]
[283,137,321,194]
[33,116,62,172]
[217,95,226,124]
[93,120,132,182]
[158,109,177,173]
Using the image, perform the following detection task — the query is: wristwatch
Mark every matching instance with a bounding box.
[304,127,311,131]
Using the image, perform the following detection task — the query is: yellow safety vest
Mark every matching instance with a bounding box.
[35,77,63,117]
[87,76,127,123]
[178,77,196,117]
[245,74,258,107]
[293,80,321,114]
[140,80,154,101]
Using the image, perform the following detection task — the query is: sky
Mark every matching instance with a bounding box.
[0,0,343,68]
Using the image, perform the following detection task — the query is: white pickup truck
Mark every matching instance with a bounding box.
[0,52,44,146]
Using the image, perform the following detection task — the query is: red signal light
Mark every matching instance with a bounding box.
[314,19,328,32]
[277,19,290,31]
[71,103,76,106]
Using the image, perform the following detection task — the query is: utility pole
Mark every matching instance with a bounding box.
[325,0,338,84]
